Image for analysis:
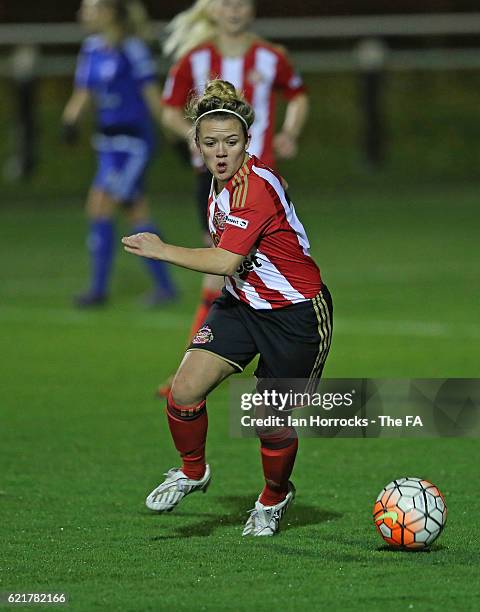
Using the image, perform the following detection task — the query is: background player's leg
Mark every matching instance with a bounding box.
[189,170,222,339]
[189,272,224,339]
[166,349,236,479]
[156,269,222,397]
[156,170,221,396]
[127,197,177,305]
[75,188,116,307]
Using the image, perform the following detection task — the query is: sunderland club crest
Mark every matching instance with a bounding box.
[192,324,214,345]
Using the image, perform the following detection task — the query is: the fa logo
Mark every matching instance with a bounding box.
[405,416,424,427]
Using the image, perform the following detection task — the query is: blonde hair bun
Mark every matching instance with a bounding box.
[187,79,255,134]
[203,80,237,101]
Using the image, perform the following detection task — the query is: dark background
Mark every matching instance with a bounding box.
[0,0,479,22]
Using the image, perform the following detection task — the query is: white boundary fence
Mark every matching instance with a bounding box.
[1,13,480,76]
[1,13,480,44]
[3,13,480,178]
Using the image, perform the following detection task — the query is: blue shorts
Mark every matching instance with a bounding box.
[92,133,152,204]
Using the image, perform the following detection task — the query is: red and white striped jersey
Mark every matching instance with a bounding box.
[209,156,322,310]
[162,39,306,168]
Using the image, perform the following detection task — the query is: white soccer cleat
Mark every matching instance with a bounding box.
[145,464,211,512]
[242,481,296,536]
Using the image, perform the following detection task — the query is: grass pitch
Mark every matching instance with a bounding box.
[1,180,480,610]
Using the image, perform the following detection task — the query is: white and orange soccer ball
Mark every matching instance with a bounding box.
[373,477,447,549]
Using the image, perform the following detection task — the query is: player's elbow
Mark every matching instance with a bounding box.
[223,261,239,276]
[291,92,309,115]
[217,250,242,276]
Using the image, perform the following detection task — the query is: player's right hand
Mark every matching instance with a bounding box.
[274,131,298,159]
[122,232,166,260]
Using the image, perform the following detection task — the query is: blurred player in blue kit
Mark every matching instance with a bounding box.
[62,0,177,307]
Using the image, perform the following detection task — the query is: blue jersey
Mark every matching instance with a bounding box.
[75,34,156,140]
[75,35,158,202]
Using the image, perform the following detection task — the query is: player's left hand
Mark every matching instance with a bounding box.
[274,131,298,159]
[122,232,166,260]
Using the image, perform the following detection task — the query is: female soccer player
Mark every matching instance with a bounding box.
[157,0,309,392]
[62,0,176,307]
[122,80,332,536]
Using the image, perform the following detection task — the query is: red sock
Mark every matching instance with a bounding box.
[259,428,298,506]
[189,288,221,341]
[166,392,208,480]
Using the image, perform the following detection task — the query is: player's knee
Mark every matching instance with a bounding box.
[254,414,278,438]
[255,423,270,438]
[126,208,148,225]
[86,191,116,219]
[255,423,283,439]
[170,377,204,407]
[253,403,278,438]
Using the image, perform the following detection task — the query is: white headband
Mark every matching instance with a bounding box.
[195,109,249,131]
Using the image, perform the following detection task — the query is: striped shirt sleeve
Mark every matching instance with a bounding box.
[162,54,194,107]
[274,49,306,100]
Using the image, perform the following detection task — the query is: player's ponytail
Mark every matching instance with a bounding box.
[186,79,255,138]
[162,0,218,60]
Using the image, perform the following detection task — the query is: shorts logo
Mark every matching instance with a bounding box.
[226,214,249,229]
[192,325,214,345]
[214,211,227,230]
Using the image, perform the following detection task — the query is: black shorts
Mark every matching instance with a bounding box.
[187,285,333,390]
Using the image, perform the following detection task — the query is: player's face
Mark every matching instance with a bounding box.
[197,117,249,188]
[78,0,114,32]
[214,0,255,36]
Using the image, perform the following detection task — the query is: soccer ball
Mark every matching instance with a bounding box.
[373,477,447,549]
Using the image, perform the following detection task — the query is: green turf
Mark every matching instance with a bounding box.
[1,179,479,611]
